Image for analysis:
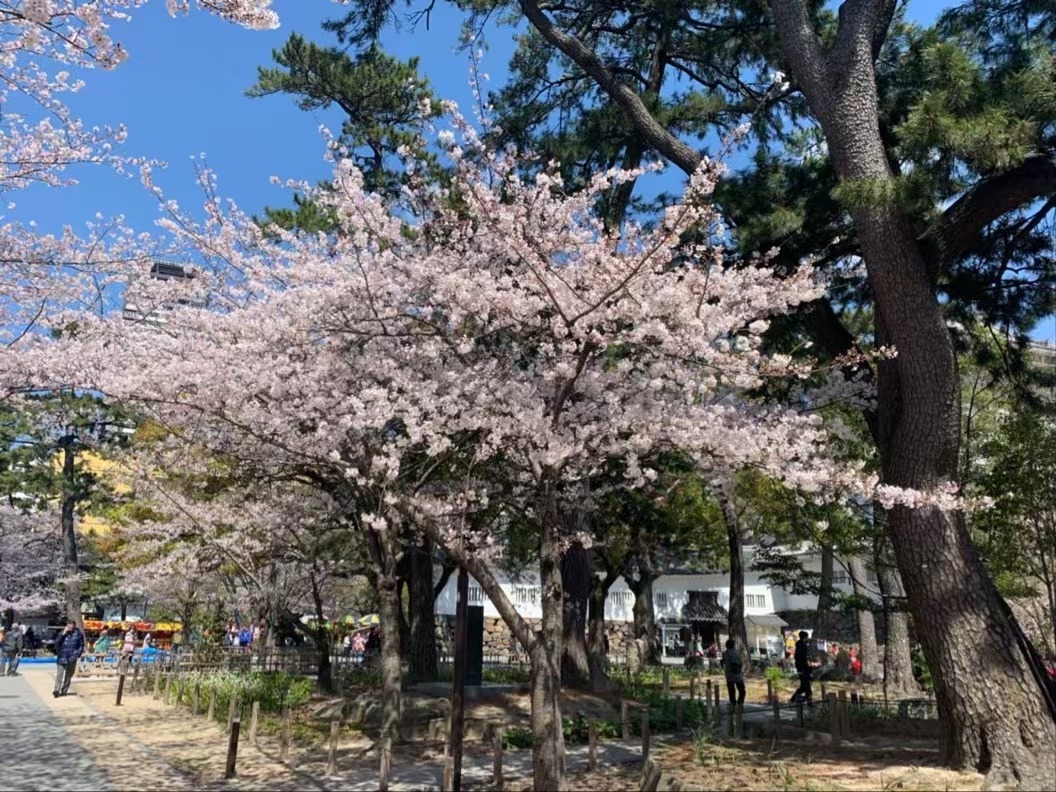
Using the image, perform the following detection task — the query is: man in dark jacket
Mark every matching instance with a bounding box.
[789,630,814,705]
[53,619,85,697]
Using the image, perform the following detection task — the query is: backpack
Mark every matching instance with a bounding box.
[725,652,742,676]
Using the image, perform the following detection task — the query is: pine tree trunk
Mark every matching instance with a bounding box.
[586,564,612,693]
[626,524,660,669]
[560,542,590,689]
[876,558,917,697]
[627,575,658,670]
[376,573,404,747]
[59,436,81,625]
[406,537,439,683]
[847,555,879,679]
[770,9,1056,783]
[310,571,333,693]
[719,491,749,666]
[530,492,566,791]
[814,544,834,646]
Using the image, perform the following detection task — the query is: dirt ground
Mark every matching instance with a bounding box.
[53,674,985,792]
[653,737,984,792]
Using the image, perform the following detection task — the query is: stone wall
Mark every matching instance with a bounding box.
[435,614,636,662]
[777,608,888,646]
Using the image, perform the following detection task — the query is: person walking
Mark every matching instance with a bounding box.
[53,620,86,697]
[3,623,24,675]
[790,630,814,705]
[721,638,746,706]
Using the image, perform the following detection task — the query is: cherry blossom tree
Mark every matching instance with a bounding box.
[0,504,64,614]
[7,101,929,786]
[114,448,370,689]
[0,0,294,344]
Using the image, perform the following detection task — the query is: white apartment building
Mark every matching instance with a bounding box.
[435,545,872,657]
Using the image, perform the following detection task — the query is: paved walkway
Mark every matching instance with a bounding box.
[0,671,114,791]
[5,666,196,792]
[1,665,646,791]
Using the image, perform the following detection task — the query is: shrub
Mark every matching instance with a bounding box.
[187,670,311,723]
[764,665,785,690]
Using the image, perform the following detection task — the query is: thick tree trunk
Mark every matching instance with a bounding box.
[560,542,591,689]
[625,524,660,669]
[586,562,613,693]
[310,571,333,693]
[376,573,404,745]
[406,537,439,683]
[719,491,749,667]
[877,559,917,697]
[814,544,834,646]
[531,493,566,791]
[626,574,658,670]
[59,436,81,625]
[770,7,1056,784]
[847,555,879,680]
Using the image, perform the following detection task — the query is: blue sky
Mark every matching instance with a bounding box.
[7,0,505,233]
[6,0,1053,341]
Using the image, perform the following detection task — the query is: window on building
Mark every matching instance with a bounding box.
[513,586,539,606]
[467,585,485,604]
[607,590,632,607]
[832,570,851,586]
[655,592,668,608]
[745,593,766,608]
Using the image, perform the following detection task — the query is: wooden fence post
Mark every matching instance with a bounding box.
[713,684,721,729]
[640,709,651,761]
[838,690,850,739]
[207,687,216,722]
[115,670,127,707]
[621,699,630,740]
[492,729,503,787]
[379,742,391,792]
[327,720,340,776]
[249,700,260,742]
[442,742,453,791]
[224,706,241,779]
[192,680,201,717]
[675,695,684,734]
[280,705,292,764]
[820,681,827,701]
[828,693,840,747]
[689,675,697,700]
[588,716,598,771]
[766,679,774,704]
[226,692,240,736]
